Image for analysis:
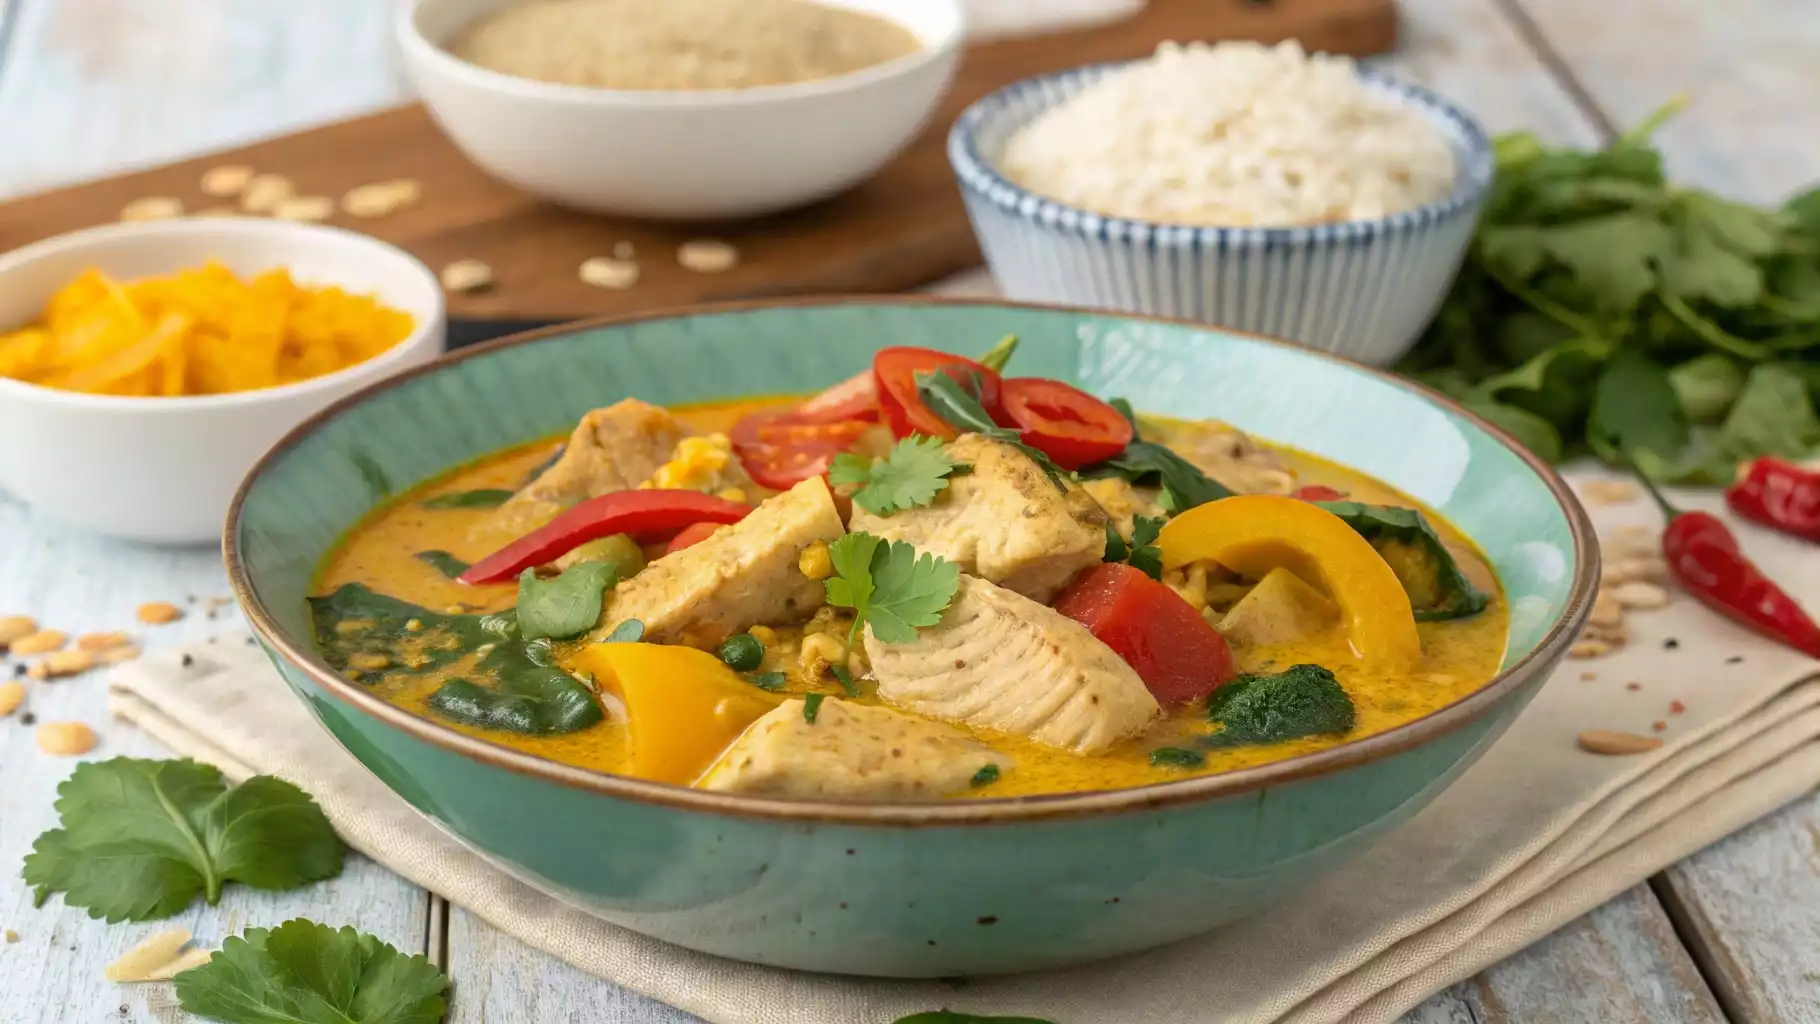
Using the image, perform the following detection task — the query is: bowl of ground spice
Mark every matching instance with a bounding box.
[400,0,964,219]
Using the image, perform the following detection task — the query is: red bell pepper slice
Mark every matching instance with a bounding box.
[1292,484,1348,502]
[664,521,725,555]
[998,378,1134,470]
[1054,563,1237,705]
[459,490,751,585]
[872,346,1004,440]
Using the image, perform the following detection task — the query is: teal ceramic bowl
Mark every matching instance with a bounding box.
[227,297,1597,978]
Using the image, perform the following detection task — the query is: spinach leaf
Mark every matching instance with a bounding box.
[420,488,515,510]
[516,562,618,641]
[1314,501,1490,621]
[414,550,470,579]
[309,583,500,677]
[427,640,602,736]
[1205,665,1356,747]
[915,371,1067,488]
[1078,399,1234,514]
[1149,747,1206,769]
[601,618,645,643]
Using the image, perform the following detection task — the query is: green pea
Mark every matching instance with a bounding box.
[719,632,765,672]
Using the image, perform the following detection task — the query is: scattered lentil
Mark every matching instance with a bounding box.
[240,173,296,213]
[36,721,98,756]
[0,681,24,717]
[105,929,192,983]
[11,629,68,655]
[1611,581,1670,610]
[1650,720,1667,732]
[1576,729,1663,755]
[191,206,243,218]
[441,259,496,294]
[119,197,184,222]
[579,256,640,289]
[200,165,256,196]
[1625,682,1642,692]
[678,239,739,273]
[271,195,335,222]
[0,614,38,648]
[136,601,183,625]
[1588,591,1624,628]
[77,631,132,652]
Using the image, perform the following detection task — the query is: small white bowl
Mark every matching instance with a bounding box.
[948,62,1494,366]
[399,0,965,220]
[0,219,446,544]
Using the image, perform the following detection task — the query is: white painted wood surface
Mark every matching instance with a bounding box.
[0,0,1810,1021]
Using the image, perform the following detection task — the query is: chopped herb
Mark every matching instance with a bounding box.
[515,562,618,641]
[1078,399,1234,514]
[414,550,470,579]
[420,487,515,510]
[915,371,1067,488]
[521,443,566,486]
[830,435,969,515]
[1313,501,1490,620]
[824,532,961,650]
[829,663,859,697]
[1149,747,1206,769]
[1205,665,1356,747]
[748,671,787,691]
[22,758,344,922]
[1104,514,1165,580]
[803,693,826,723]
[174,918,448,1024]
[602,618,644,643]
[719,633,765,671]
[976,334,1019,373]
[969,763,1000,788]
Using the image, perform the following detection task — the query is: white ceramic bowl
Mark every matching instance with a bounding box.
[0,219,445,544]
[399,0,965,220]
[947,62,1495,366]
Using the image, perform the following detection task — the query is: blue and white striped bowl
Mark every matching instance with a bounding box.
[947,61,1495,366]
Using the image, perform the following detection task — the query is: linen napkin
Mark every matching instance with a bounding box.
[107,482,1820,1024]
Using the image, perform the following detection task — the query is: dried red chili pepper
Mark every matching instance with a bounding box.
[1637,474,1820,659]
[1725,457,1820,543]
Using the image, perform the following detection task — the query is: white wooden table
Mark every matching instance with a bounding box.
[1,1,1816,1020]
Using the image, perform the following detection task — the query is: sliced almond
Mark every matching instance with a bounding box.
[440,259,495,294]
[1612,580,1670,609]
[1588,591,1624,628]
[240,174,296,213]
[271,195,334,222]
[36,721,98,756]
[31,649,96,679]
[136,601,183,625]
[0,681,24,717]
[120,197,184,222]
[200,165,256,196]
[579,256,640,290]
[1569,639,1611,660]
[0,615,36,648]
[677,239,739,274]
[146,945,213,980]
[105,929,191,983]
[11,629,67,655]
[1609,525,1659,559]
[77,631,132,652]
[1577,729,1664,755]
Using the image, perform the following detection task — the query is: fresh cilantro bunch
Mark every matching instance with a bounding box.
[829,435,969,515]
[1401,99,1820,482]
[175,919,449,1024]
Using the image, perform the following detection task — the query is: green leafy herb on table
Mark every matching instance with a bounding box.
[824,532,961,650]
[420,487,515,510]
[23,759,344,922]
[1079,399,1234,514]
[1205,664,1356,747]
[1103,514,1166,581]
[915,371,1068,488]
[1313,501,1489,621]
[413,550,469,580]
[830,435,970,515]
[174,919,448,1024]
[1400,99,1820,481]
[516,561,617,641]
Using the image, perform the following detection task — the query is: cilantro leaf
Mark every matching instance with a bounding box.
[824,532,960,648]
[23,759,344,922]
[174,919,448,1024]
[516,561,617,641]
[1103,515,1165,580]
[601,618,644,643]
[830,436,967,515]
[1586,347,1689,465]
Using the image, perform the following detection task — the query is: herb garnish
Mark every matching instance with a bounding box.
[824,532,961,651]
[748,671,787,691]
[1149,747,1206,769]
[977,334,1019,372]
[719,632,765,671]
[414,550,470,579]
[915,372,1067,489]
[829,663,859,697]
[23,758,344,922]
[516,562,617,641]
[421,488,515,510]
[969,764,1000,788]
[1205,665,1356,747]
[1313,501,1489,621]
[426,639,604,735]
[1103,514,1166,580]
[803,693,826,723]
[174,918,448,1024]
[601,618,644,643]
[1078,399,1234,514]
[830,435,970,515]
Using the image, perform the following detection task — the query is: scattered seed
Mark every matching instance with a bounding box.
[241,174,296,213]
[0,615,37,648]
[1584,620,1630,645]
[1669,700,1686,715]
[11,630,67,655]
[1577,729,1663,755]
[1580,480,1639,505]
[1726,655,1744,665]
[1651,720,1667,732]
[1625,682,1642,692]
[36,721,97,756]
[180,653,195,669]
[1588,591,1624,628]
[440,259,495,294]
[99,646,141,666]
[137,602,183,625]
[105,929,192,982]
[200,165,256,196]
[677,239,739,273]
[1663,637,1679,650]
[77,631,132,652]
[1612,581,1670,610]
[341,179,421,218]
[271,195,334,222]
[10,663,23,677]
[0,681,24,717]
[119,197,184,222]
[20,711,35,725]
[612,240,636,260]
[3,929,16,943]
[1579,671,1597,681]
[579,256,640,290]
[1569,639,1611,660]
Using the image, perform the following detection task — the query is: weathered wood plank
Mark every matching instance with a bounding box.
[1511,0,1820,202]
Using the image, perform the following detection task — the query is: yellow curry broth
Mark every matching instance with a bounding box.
[314,401,1508,799]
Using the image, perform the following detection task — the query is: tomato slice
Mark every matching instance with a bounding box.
[741,440,849,490]
[795,369,879,422]
[1054,563,1237,705]
[998,378,1134,470]
[872,346,1004,440]
[664,521,725,555]
[730,408,871,490]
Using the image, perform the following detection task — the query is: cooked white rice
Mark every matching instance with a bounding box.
[996,41,1458,227]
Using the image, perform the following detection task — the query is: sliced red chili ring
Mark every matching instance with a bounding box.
[998,377,1134,470]
[872,346,1004,440]
[459,490,751,585]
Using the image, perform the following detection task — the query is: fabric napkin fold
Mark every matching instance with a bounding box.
[106,485,1820,1024]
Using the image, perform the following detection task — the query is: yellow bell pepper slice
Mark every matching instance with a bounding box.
[568,644,782,785]
[1157,495,1421,673]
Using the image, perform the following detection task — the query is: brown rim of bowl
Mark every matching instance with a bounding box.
[225,293,1600,828]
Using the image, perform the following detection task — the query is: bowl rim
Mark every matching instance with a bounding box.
[397,0,966,110]
[0,218,445,412]
[946,58,1496,246]
[225,294,1598,827]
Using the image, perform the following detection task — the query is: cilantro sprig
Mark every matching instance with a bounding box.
[23,758,344,922]
[829,435,970,515]
[824,532,961,651]
[1103,514,1165,580]
[174,919,448,1024]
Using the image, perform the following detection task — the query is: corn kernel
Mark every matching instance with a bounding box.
[798,541,834,581]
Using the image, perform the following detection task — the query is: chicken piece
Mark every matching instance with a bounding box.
[495,399,690,532]
[1081,476,1165,540]
[591,475,844,644]
[866,575,1159,754]
[1216,567,1338,648]
[847,434,1107,602]
[699,698,1008,802]
[1152,422,1297,495]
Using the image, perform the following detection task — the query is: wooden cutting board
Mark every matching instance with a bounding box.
[0,0,1397,321]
